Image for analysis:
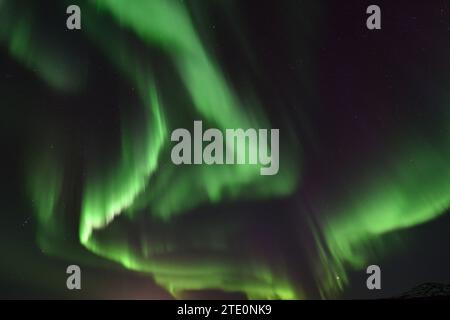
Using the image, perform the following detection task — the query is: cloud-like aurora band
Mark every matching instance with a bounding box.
[314,112,450,297]
[22,0,301,299]
[4,0,450,299]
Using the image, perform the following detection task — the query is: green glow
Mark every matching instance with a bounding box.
[27,150,71,258]
[317,135,450,297]
[73,0,299,299]
[90,0,258,129]
[11,0,450,300]
[0,2,84,92]
[80,86,167,244]
[28,153,62,233]
[15,0,300,299]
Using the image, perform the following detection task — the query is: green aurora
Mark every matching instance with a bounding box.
[1,0,449,299]
[21,0,300,299]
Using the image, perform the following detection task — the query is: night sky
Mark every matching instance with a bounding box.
[1,0,450,299]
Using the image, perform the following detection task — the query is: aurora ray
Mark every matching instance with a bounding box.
[1,0,449,300]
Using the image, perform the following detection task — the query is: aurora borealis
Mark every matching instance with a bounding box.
[1,0,450,299]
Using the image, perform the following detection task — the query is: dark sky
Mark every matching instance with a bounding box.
[1,0,450,299]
